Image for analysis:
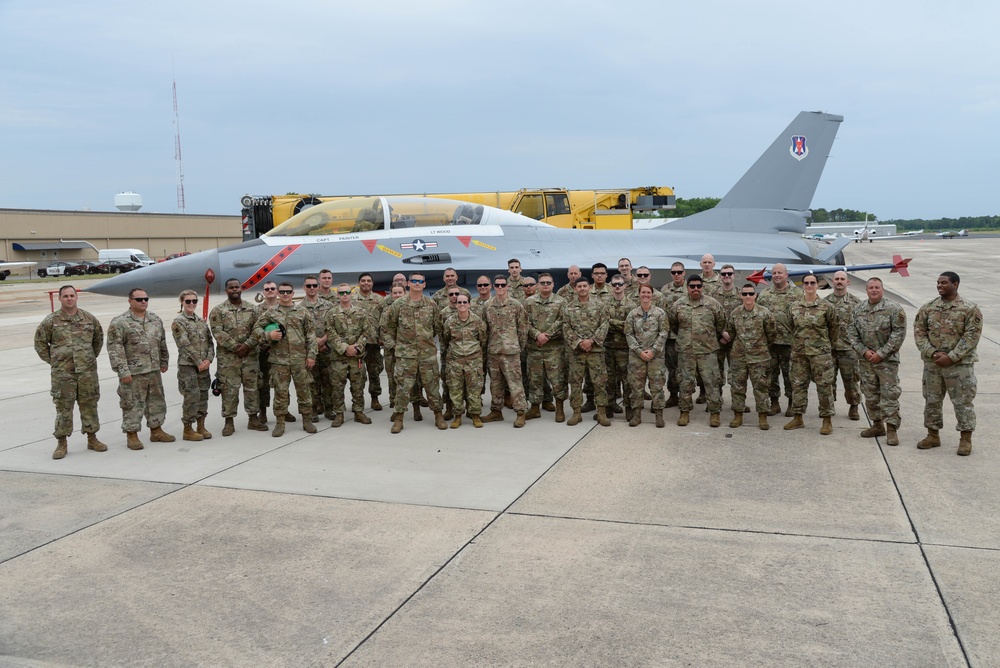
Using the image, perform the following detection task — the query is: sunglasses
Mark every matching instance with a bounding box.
[671,270,684,275]
[741,292,756,297]
[494,282,507,287]
[131,297,149,302]
[337,290,351,295]
[477,283,490,287]
[523,284,536,288]
[456,300,469,305]
[304,283,319,288]
[448,292,460,297]
[636,272,650,277]
[688,284,703,289]
[410,279,425,284]
[278,289,293,295]
[720,272,734,277]
[611,283,625,287]
[263,287,277,291]
[802,281,817,286]
[538,280,553,285]
[183,299,198,304]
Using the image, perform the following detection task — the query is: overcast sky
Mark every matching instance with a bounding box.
[2,0,997,221]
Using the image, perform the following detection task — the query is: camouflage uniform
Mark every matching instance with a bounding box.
[660,282,687,397]
[788,298,838,418]
[326,303,371,415]
[562,298,609,409]
[625,304,669,410]
[709,285,741,386]
[442,312,488,416]
[107,310,170,432]
[729,304,776,413]
[302,297,334,416]
[849,298,907,429]
[757,282,803,405]
[34,308,104,438]
[255,301,277,414]
[555,283,577,301]
[524,292,567,404]
[605,295,637,409]
[671,295,726,413]
[383,296,444,414]
[914,295,982,432]
[354,290,386,400]
[432,286,471,309]
[507,277,525,302]
[824,291,862,406]
[209,299,261,419]
[439,304,460,407]
[471,295,492,320]
[171,312,215,423]
[253,304,317,417]
[484,297,529,413]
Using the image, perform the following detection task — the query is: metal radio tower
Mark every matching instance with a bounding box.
[172,70,186,213]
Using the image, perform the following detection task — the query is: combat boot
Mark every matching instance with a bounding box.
[412,403,424,421]
[391,413,404,434]
[664,394,679,409]
[126,432,144,450]
[860,420,885,438]
[695,391,707,405]
[370,394,383,411]
[434,410,448,430]
[444,401,454,421]
[542,401,556,412]
[917,429,940,449]
[654,410,665,429]
[450,415,463,429]
[768,400,781,416]
[820,416,833,435]
[567,409,583,426]
[848,404,860,421]
[248,414,268,431]
[284,413,296,423]
[629,409,642,427]
[525,403,541,420]
[196,417,212,439]
[958,431,973,456]
[625,406,634,422]
[481,409,505,423]
[783,415,804,430]
[471,414,483,428]
[677,411,690,427]
[514,412,526,428]
[758,413,770,430]
[258,408,268,425]
[222,417,236,437]
[354,411,372,425]
[784,404,794,418]
[555,400,565,423]
[596,407,611,427]
[302,414,317,434]
[581,398,596,413]
[52,437,68,460]
[183,423,204,442]
[330,413,344,428]
[729,412,743,429]
[610,401,623,414]
[886,424,899,446]
[709,412,721,428]
[86,433,107,452]
[272,415,286,438]
[324,409,335,421]
[150,426,176,442]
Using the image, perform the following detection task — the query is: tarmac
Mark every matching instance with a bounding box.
[0,238,996,667]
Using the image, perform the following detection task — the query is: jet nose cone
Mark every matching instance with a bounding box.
[90,250,221,297]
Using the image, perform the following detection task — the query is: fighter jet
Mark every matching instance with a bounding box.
[91,111,905,298]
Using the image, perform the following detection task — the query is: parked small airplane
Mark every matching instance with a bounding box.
[91,111,907,300]
[901,229,924,236]
[0,261,36,280]
[936,229,968,238]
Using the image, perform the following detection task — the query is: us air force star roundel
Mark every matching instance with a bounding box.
[400,239,437,252]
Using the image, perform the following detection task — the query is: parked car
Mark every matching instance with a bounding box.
[64,261,94,276]
[37,261,76,278]
[158,252,192,262]
[105,260,136,273]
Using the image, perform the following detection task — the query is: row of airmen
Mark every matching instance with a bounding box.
[34,255,981,458]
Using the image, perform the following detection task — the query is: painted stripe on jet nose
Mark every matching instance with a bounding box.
[240,244,302,290]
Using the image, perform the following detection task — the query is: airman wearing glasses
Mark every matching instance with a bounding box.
[254,281,290,426]
[784,275,838,435]
[562,278,612,427]
[634,266,667,309]
[171,289,215,442]
[605,275,636,419]
[432,268,471,309]
[523,272,567,422]
[518,276,537,304]
[353,272,386,411]
[253,282,319,436]
[438,284,465,420]
[728,284,777,429]
[660,262,688,407]
[472,275,493,318]
[482,275,530,427]
[301,276,335,421]
[326,283,373,427]
[823,270,863,421]
[383,272,449,433]
[671,274,726,427]
[756,263,803,417]
[442,292,488,428]
[380,284,408,409]
[712,264,739,400]
[107,288,175,450]
[588,263,611,305]
[209,278,266,436]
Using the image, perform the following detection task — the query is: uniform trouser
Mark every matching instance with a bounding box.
[628,355,665,411]
[922,362,976,431]
[258,350,271,410]
[831,349,861,405]
[606,347,630,408]
[526,346,566,404]
[440,349,451,406]
[717,341,733,386]
[329,355,367,414]
[118,371,167,433]
[489,352,528,412]
[665,339,679,396]
[768,343,793,402]
[790,352,835,417]
[270,363,313,416]
[364,343,383,396]
[679,351,722,412]
[385,349,421,405]
[311,352,334,414]
[50,369,100,438]
[177,365,210,423]
[217,353,261,418]
[858,360,901,428]
[393,356,442,414]
[447,353,484,416]
[730,359,771,413]
[568,350,608,409]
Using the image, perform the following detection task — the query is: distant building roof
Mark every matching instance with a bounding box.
[12,241,94,251]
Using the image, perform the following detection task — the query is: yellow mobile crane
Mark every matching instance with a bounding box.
[239,187,675,239]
